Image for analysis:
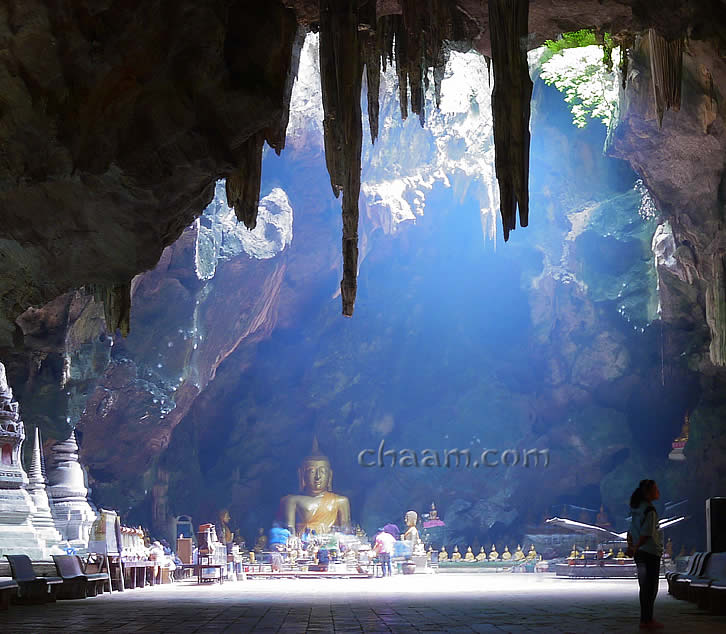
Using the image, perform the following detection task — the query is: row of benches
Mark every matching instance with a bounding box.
[0,554,109,608]
[666,551,726,615]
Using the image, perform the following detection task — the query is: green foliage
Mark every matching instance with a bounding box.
[541,30,597,64]
[540,45,619,128]
[541,29,615,70]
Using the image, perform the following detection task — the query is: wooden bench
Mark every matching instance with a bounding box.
[685,552,726,611]
[4,555,63,604]
[670,552,710,601]
[0,577,19,610]
[52,555,109,599]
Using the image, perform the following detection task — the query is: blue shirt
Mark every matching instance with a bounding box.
[268,526,291,546]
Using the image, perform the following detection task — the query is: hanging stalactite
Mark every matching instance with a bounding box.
[319,0,364,317]
[226,132,266,230]
[647,29,683,128]
[488,0,532,242]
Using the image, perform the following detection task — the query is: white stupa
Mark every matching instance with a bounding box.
[47,431,98,552]
[0,363,46,559]
[26,427,64,552]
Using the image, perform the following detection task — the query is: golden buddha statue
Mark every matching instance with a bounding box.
[217,509,234,544]
[253,527,267,553]
[608,547,614,558]
[501,545,512,560]
[280,438,351,535]
[439,546,448,562]
[451,545,462,561]
[429,502,439,520]
[476,546,487,562]
[488,544,499,561]
[569,544,578,559]
[669,413,690,461]
[616,548,625,559]
[596,505,611,529]
[464,546,476,561]
[526,544,537,560]
[513,544,525,561]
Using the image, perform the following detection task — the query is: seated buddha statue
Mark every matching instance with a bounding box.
[451,545,462,561]
[665,538,673,560]
[526,544,537,560]
[464,546,476,561]
[569,544,578,559]
[489,544,499,561]
[501,545,512,560]
[253,527,267,553]
[476,546,487,562]
[596,505,612,529]
[616,548,625,559]
[439,546,448,562]
[280,438,351,535]
[402,510,422,554]
[513,544,525,561]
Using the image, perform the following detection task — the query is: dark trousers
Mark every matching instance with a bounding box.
[635,551,660,623]
[380,553,392,576]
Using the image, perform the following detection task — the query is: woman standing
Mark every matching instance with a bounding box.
[628,479,664,630]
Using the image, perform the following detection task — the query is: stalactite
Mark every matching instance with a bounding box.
[319,0,364,316]
[488,0,532,242]
[91,283,131,337]
[361,1,381,144]
[225,132,265,230]
[647,29,683,128]
[265,25,307,155]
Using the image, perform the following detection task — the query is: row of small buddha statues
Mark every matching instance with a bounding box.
[437,543,538,562]
[567,538,676,561]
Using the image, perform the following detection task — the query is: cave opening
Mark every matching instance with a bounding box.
[1,3,726,627]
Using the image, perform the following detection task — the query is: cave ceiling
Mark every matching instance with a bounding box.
[1,0,725,541]
[1,0,725,341]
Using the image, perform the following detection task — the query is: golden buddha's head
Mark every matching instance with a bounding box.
[298,437,333,496]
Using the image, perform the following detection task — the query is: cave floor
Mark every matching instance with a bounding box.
[3,573,726,633]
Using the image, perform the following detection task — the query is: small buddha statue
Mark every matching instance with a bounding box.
[464,546,476,561]
[280,438,352,535]
[569,545,578,559]
[527,544,537,560]
[254,527,267,553]
[439,546,448,562]
[488,544,499,561]
[596,505,611,529]
[217,509,234,545]
[616,548,625,559]
[476,546,487,561]
[608,548,614,558]
[513,544,525,561]
[451,545,462,561]
[429,502,439,521]
[501,545,512,560]
[665,538,673,560]
[249,551,256,563]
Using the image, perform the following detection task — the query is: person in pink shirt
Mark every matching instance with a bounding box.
[374,528,396,576]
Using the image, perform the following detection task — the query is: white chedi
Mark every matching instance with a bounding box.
[0,362,47,559]
[47,431,98,552]
[26,427,64,553]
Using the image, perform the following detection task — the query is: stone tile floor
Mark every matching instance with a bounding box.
[3,574,726,633]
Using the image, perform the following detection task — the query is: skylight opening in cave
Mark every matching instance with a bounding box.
[79,32,699,553]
